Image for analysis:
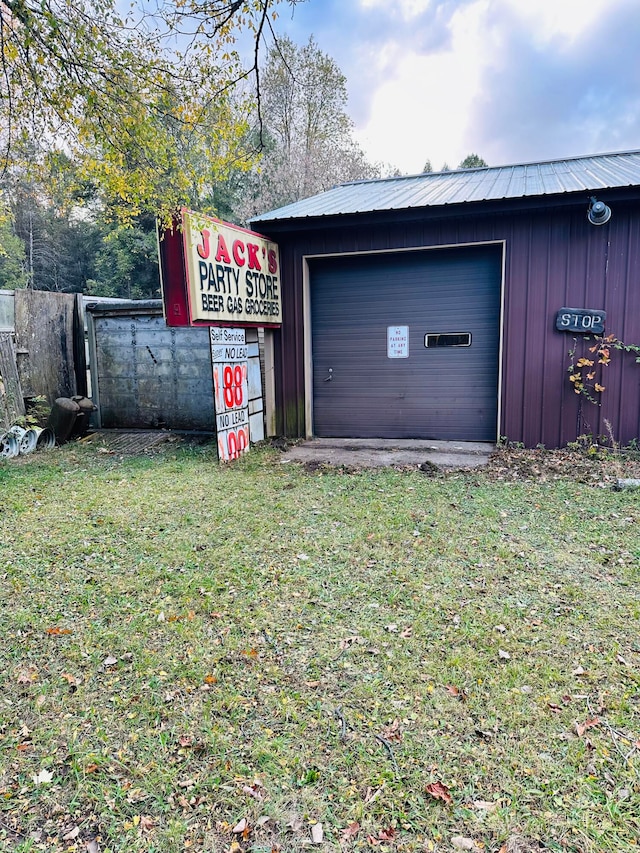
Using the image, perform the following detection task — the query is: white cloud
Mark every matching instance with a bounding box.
[354,0,492,171]
[499,0,611,45]
[279,0,638,174]
[352,0,629,172]
[359,0,433,13]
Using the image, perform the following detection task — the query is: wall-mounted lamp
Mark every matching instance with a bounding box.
[587,196,612,226]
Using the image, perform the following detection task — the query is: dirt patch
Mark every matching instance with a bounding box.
[482,444,640,484]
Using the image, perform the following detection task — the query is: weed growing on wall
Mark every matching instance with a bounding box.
[568,333,640,404]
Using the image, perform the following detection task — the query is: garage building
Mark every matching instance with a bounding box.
[251,150,640,449]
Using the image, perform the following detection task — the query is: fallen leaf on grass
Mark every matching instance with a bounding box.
[425,781,452,805]
[367,827,396,845]
[16,668,38,684]
[102,655,118,667]
[572,665,586,676]
[451,836,480,851]
[242,780,264,800]
[61,672,79,685]
[232,818,248,835]
[339,635,366,649]
[167,610,195,623]
[340,822,360,840]
[62,826,80,841]
[311,823,323,844]
[575,717,600,737]
[364,783,386,803]
[498,649,511,660]
[203,674,218,684]
[86,840,100,853]
[381,719,402,742]
[45,627,72,636]
[472,800,497,813]
[445,685,467,700]
[138,815,155,833]
[126,787,149,804]
[32,769,54,785]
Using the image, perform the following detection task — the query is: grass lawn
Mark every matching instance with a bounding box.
[0,441,639,853]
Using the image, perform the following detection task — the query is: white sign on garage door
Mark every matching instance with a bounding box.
[387,326,409,358]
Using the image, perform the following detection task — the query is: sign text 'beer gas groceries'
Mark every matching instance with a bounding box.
[183,209,281,326]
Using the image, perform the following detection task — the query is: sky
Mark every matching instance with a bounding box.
[271,0,640,175]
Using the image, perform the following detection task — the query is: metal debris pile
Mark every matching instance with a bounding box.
[0,424,56,458]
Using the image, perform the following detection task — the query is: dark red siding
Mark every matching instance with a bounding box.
[262,193,640,448]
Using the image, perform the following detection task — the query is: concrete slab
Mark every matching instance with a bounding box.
[282,438,494,470]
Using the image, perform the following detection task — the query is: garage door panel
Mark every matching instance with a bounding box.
[310,246,501,440]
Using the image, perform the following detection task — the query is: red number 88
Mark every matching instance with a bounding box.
[223,365,244,408]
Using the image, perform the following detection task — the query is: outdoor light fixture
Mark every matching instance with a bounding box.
[587,196,612,226]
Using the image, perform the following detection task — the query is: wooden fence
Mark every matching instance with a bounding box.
[0,290,86,430]
[0,333,25,428]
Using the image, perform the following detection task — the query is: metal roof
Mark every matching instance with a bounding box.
[252,150,640,224]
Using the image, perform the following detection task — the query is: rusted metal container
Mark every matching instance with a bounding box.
[47,397,80,444]
[70,396,97,437]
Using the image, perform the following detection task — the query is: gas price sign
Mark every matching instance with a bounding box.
[211,327,250,461]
